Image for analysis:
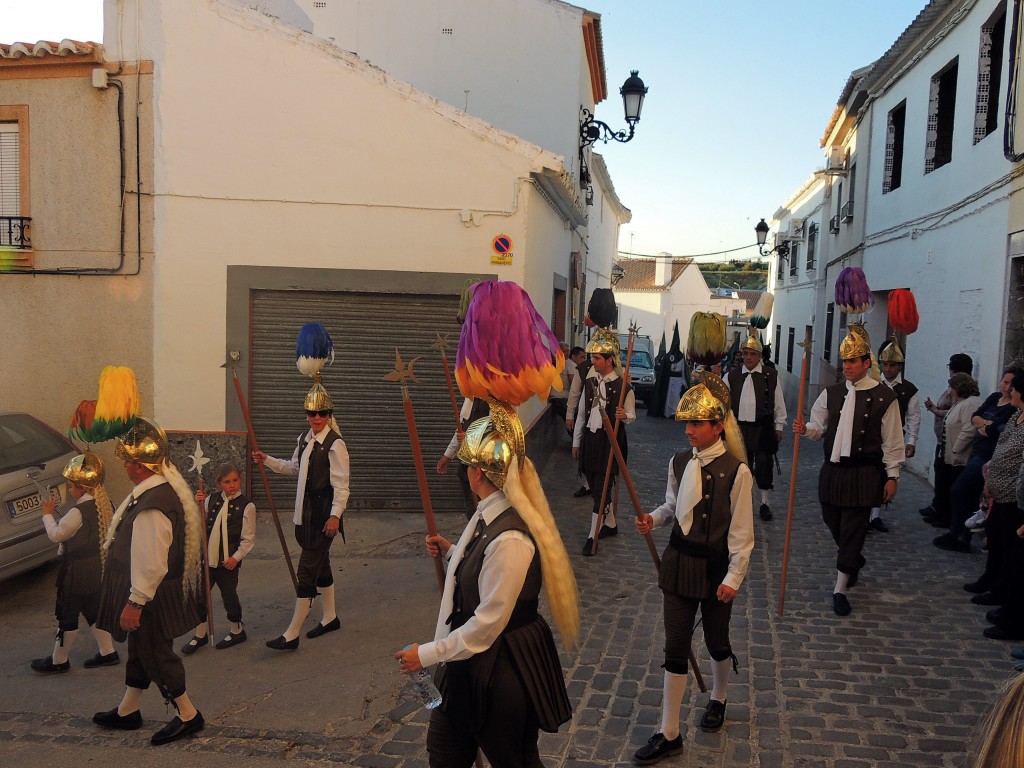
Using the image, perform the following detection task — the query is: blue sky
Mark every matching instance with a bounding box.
[6,0,928,260]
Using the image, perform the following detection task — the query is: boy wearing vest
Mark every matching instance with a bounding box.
[254,377,350,650]
[180,462,256,653]
[633,372,754,764]
[31,451,119,673]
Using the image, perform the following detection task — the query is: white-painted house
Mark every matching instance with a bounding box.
[767,0,1018,481]
[614,254,746,353]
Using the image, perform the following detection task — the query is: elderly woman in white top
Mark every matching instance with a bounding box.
[933,373,982,531]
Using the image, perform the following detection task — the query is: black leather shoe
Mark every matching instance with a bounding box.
[984,625,1024,641]
[306,617,341,639]
[215,629,247,649]
[598,524,618,539]
[633,732,683,765]
[266,635,299,650]
[573,486,592,498]
[964,579,992,594]
[919,504,936,517]
[699,698,727,732]
[972,592,1003,606]
[83,651,120,668]
[832,593,852,616]
[581,538,594,556]
[847,571,859,589]
[759,503,772,521]
[180,635,209,655]
[934,533,970,552]
[987,609,1007,624]
[151,712,204,746]
[93,707,143,730]
[868,517,888,533]
[30,656,70,674]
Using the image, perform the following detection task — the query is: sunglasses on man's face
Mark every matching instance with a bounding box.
[306,410,332,418]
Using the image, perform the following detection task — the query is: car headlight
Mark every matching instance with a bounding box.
[642,375,654,383]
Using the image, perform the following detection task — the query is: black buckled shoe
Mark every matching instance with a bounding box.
[306,617,341,639]
[266,635,299,651]
[215,629,248,649]
[180,635,209,655]
[93,707,143,730]
[759,503,772,521]
[699,699,727,732]
[633,732,683,765]
[581,538,595,556]
[832,593,852,616]
[573,486,592,498]
[868,517,888,533]
[83,651,120,668]
[598,524,618,539]
[30,656,70,674]
[151,712,204,746]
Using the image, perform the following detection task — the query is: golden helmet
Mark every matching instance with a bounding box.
[838,323,872,360]
[675,371,730,422]
[740,331,763,355]
[457,415,513,489]
[114,416,169,475]
[878,338,905,364]
[303,382,333,412]
[585,328,620,358]
[63,450,105,490]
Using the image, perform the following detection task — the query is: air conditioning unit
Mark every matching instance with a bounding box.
[829,214,841,233]
[824,146,847,175]
[841,200,854,222]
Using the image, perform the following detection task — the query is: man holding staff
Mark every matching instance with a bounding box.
[793,324,904,616]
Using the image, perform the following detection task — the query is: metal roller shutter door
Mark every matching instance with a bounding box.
[250,289,466,515]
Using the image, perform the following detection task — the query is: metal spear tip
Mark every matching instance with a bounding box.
[628,320,641,335]
[220,350,242,370]
[797,338,813,351]
[382,348,421,383]
[188,440,211,475]
[430,333,451,353]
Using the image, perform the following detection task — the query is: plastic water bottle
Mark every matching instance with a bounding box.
[404,645,442,709]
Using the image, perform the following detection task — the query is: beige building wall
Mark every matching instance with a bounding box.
[0,49,154,498]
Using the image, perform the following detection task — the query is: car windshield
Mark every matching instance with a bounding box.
[620,351,653,369]
[0,414,75,473]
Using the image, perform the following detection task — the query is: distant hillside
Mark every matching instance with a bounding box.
[697,260,768,291]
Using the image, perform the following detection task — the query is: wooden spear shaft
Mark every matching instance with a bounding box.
[778,327,813,617]
[231,369,298,591]
[400,384,446,591]
[196,476,216,641]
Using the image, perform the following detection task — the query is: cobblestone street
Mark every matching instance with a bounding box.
[1,410,1018,767]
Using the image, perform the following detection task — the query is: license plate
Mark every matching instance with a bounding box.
[7,488,61,519]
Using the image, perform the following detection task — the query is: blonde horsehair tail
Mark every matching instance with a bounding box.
[723,413,748,466]
[162,460,203,598]
[92,484,115,571]
[504,458,580,650]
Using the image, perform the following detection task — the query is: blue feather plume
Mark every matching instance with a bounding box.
[296,323,335,377]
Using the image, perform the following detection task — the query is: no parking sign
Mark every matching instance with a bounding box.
[491,234,513,266]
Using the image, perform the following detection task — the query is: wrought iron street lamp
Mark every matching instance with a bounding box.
[579,70,648,192]
[755,218,789,260]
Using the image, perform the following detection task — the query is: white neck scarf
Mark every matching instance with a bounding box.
[675,440,726,535]
[587,373,612,432]
[830,379,863,463]
[207,493,233,565]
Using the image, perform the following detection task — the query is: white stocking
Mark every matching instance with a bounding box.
[283,597,312,641]
[52,629,77,664]
[660,670,687,740]
[90,624,115,655]
[118,686,143,716]
[711,658,731,702]
[319,584,337,624]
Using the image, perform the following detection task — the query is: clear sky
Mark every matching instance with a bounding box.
[5,0,928,261]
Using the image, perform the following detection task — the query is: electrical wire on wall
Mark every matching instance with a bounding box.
[1005,0,1024,161]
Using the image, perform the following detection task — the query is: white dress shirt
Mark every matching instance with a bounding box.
[104,473,174,607]
[265,426,351,524]
[417,490,535,669]
[444,398,477,458]
[648,440,754,591]
[881,373,922,446]
[803,377,905,478]
[736,363,788,429]
[42,492,93,555]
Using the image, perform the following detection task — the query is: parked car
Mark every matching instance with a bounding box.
[0,413,77,581]
[617,334,657,409]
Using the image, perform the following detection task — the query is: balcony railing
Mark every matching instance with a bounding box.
[0,216,31,249]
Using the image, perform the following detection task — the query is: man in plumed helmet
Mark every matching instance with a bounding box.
[254,375,350,649]
[869,338,921,532]
[395,409,578,768]
[31,451,119,673]
[724,331,787,521]
[793,324,905,617]
[633,372,754,764]
[93,417,205,745]
[572,328,636,555]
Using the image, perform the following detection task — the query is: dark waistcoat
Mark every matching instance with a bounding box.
[727,367,778,423]
[822,383,897,465]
